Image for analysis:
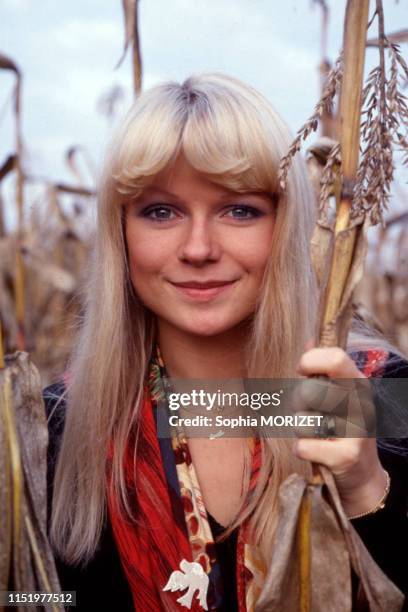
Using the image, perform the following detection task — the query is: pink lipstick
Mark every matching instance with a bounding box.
[170,280,237,301]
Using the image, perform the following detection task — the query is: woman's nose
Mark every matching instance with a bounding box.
[177,217,221,264]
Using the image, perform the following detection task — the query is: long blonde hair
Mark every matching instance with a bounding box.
[50,72,400,566]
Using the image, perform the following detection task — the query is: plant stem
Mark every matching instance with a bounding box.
[0,320,4,369]
[298,488,312,612]
[132,0,142,94]
[376,0,388,155]
[321,0,370,342]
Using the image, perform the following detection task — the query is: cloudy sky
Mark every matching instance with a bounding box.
[1,0,407,221]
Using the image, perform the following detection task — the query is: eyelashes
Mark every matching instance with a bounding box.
[141,205,176,222]
[140,204,265,223]
[226,205,263,220]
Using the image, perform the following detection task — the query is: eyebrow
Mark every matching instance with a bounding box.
[135,187,186,205]
[141,186,275,199]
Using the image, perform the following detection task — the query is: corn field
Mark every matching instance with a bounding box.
[0,1,407,606]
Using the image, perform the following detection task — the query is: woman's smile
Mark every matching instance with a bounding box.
[168,279,239,301]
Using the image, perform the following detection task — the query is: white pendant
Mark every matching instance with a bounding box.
[163,559,209,610]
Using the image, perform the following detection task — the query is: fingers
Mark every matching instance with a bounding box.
[292,437,365,472]
[293,437,386,512]
[293,376,347,414]
[293,411,339,438]
[294,377,328,407]
[291,377,376,437]
[294,348,376,436]
[293,346,383,502]
[297,347,365,379]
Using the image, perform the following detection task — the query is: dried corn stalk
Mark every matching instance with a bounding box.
[0,53,23,234]
[281,4,408,229]
[0,186,92,384]
[0,155,17,237]
[312,0,336,137]
[117,0,142,94]
[97,84,125,123]
[258,1,407,610]
[0,53,26,351]
[65,146,96,187]
[0,352,61,611]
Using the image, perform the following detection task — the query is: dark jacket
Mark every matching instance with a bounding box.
[45,355,408,612]
[45,383,134,611]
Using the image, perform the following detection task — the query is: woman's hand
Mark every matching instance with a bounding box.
[293,346,388,518]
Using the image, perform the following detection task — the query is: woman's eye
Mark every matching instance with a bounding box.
[142,205,178,221]
[224,205,263,220]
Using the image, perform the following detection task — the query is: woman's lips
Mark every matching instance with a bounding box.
[169,280,237,300]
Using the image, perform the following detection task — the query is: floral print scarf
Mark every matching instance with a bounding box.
[107,347,265,611]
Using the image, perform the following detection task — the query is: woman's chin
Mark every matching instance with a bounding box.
[175,316,248,338]
[155,309,253,339]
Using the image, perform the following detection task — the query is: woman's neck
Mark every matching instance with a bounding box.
[157,320,249,379]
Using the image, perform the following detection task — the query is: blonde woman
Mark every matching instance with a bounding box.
[45,73,408,611]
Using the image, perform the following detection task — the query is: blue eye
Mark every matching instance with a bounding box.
[225,205,263,219]
[142,205,177,221]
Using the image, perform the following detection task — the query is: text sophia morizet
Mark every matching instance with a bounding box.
[168,413,324,429]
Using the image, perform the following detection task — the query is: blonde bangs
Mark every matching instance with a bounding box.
[182,98,280,194]
[180,74,285,194]
[109,74,284,201]
[111,83,186,199]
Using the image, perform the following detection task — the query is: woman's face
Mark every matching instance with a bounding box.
[125,155,276,338]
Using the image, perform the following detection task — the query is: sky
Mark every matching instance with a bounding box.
[0,0,407,229]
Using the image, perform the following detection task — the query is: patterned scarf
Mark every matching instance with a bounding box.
[106,348,389,611]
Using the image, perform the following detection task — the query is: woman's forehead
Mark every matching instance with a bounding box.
[148,154,230,192]
[142,153,273,199]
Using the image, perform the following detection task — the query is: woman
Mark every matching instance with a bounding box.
[45,73,408,611]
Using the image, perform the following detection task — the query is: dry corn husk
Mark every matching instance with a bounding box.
[256,468,404,611]
[0,351,61,611]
